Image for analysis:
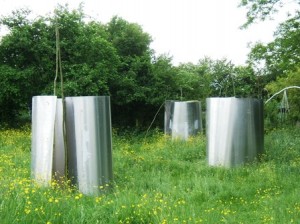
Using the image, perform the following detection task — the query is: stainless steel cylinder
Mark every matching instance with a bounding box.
[53,99,65,180]
[165,100,202,140]
[65,96,113,195]
[31,96,57,186]
[206,97,264,167]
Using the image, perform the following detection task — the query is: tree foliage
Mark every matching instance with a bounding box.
[0,6,161,127]
[0,4,278,128]
[265,68,300,125]
[243,0,300,125]
[248,13,300,80]
[239,0,300,28]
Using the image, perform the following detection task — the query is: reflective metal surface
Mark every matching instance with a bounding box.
[53,99,65,180]
[165,100,202,140]
[206,97,264,167]
[31,96,57,186]
[65,96,113,195]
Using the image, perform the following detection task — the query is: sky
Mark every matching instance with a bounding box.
[0,0,292,66]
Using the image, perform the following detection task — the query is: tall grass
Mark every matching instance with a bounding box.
[0,127,299,223]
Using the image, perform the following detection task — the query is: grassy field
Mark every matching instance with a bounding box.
[0,126,299,223]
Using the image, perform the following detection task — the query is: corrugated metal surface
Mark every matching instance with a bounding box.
[165,101,202,140]
[206,97,264,167]
[65,96,113,195]
[31,96,57,186]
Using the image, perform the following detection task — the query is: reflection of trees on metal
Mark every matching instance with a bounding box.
[164,101,202,140]
[206,97,264,167]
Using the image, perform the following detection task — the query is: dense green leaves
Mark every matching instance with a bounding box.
[244,0,300,125]
[265,68,300,124]
[107,16,152,57]
[1,4,299,128]
[248,14,300,80]
[0,65,30,123]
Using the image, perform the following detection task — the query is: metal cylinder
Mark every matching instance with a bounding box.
[31,96,57,186]
[53,98,65,180]
[165,100,202,140]
[65,96,113,195]
[206,97,264,167]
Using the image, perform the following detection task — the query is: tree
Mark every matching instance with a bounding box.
[1,5,266,128]
[176,61,211,101]
[0,9,55,124]
[0,65,30,123]
[265,68,300,125]
[106,16,156,127]
[147,54,179,105]
[239,0,300,28]
[106,16,153,103]
[247,12,300,83]
[242,0,300,110]
[50,5,120,97]
[194,58,238,97]
[232,65,264,98]
[0,6,120,124]
[0,10,54,94]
